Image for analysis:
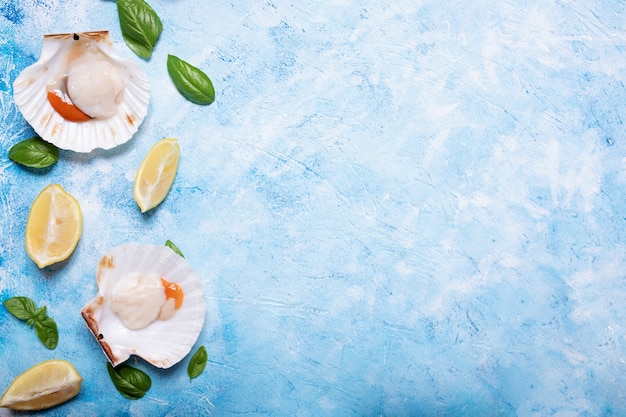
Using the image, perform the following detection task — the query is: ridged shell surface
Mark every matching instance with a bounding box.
[81,243,206,368]
[13,31,150,153]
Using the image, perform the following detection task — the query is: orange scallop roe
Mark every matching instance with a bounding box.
[161,278,184,309]
[47,89,91,122]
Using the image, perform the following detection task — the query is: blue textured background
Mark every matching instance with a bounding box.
[1,1,626,416]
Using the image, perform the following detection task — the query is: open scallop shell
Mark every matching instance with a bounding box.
[81,243,206,368]
[13,31,150,153]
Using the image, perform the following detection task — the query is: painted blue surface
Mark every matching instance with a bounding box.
[1,1,626,416]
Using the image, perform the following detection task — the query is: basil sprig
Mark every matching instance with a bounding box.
[107,362,152,400]
[117,0,162,59]
[187,345,207,381]
[167,54,215,105]
[8,137,58,168]
[165,240,185,258]
[4,296,59,349]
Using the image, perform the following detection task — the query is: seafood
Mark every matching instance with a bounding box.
[81,243,206,368]
[13,31,150,152]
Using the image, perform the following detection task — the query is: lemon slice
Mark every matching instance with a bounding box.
[25,184,82,268]
[133,137,180,213]
[0,360,82,411]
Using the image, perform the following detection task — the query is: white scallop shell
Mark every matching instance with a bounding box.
[81,243,206,369]
[13,31,150,153]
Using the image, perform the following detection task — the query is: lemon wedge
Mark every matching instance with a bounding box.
[133,138,180,213]
[25,184,82,268]
[0,360,82,411]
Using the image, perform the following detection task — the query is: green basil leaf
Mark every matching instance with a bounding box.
[187,345,207,381]
[34,316,58,349]
[8,137,59,168]
[4,296,37,320]
[117,0,162,59]
[5,297,58,349]
[167,54,215,105]
[165,240,185,258]
[107,362,152,400]
[35,305,47,321]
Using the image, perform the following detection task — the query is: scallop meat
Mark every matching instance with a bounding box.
[81,243,206,369]
[13,31,150,153]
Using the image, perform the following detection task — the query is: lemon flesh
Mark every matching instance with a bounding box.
[0,360,82,411]
[133,137,180,213]
[25,184,82,268]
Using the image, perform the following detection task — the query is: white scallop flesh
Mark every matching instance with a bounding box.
[110,272,166,330]
[67,60,125,119]
[81,243,206,369]
[158,299,177,321]
[12,31,150,152]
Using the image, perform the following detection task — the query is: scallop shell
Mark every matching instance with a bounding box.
[81,243,206,368]
[13,31,150,153]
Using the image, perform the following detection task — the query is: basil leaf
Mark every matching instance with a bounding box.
[187,345,207,381]
[167,54,215,105]
[117,0,162,59]
[107,362,152,400]
[8,137,59,168]
[4,296,37,320]
[35,305,47,321]
[165,240,185,258]
[4,297,58,349]
[33,316,58,349]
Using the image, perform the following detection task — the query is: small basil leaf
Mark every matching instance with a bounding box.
[165,240,185,258]
[107,362,152,400]
[167,54,215,105]
[8,137,59,168]
[4,296,37,320]
[35,305,47,321]
[33,316,59,349]
[117,0,163,59]
[187,345,207,381]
